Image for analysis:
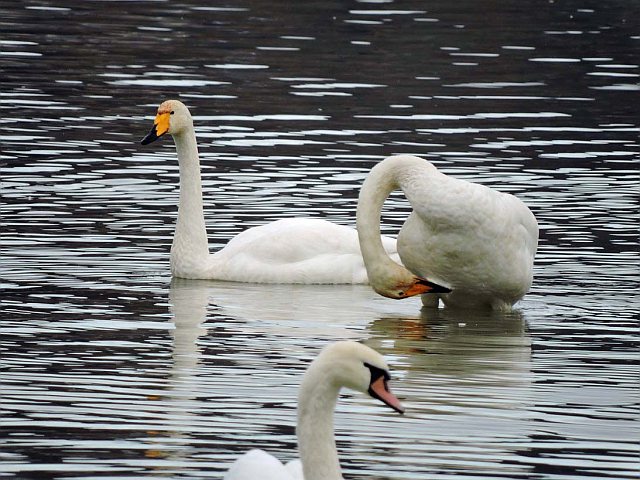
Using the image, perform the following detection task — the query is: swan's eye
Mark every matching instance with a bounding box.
[170,110,175,115]
[398,291,405,297]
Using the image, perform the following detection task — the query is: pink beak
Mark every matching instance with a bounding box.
[369,376,405,414]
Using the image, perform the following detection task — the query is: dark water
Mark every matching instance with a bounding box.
[1,1,639,479]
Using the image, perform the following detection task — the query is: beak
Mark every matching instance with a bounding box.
[404,277,451,297]
[368,376,405,414]
[141,112,170,145]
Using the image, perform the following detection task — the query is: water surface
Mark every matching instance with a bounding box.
[1,1,639,479]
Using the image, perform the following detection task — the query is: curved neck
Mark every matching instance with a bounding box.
[356,156,419,289]
[357,163,397,270]
[170,128,210,275]
[297,367,343,480]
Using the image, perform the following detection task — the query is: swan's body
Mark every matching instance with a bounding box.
[357,155,538,310]
[141,100,448,297]
[173,216,395,284]
[224,341,404,480]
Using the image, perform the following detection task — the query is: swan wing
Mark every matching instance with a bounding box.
[224,449,295,480]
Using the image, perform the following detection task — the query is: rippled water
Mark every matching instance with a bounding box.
[1,0,639,479]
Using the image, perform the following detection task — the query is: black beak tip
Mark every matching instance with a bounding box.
[432,284,452,294]
[140,134,157,145]
[141,126,161,145]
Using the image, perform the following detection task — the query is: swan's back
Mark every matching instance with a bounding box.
[209,218,399,284]
[389,155,538,308]
[224,449,300,480]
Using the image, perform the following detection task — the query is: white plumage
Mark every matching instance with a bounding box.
[225,449,302,480]
[357,154,539,310]
[179,217,398,284]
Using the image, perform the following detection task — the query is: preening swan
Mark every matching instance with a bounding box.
[140,100,449,298]
[357,154,538,310]
[223,341,404,480]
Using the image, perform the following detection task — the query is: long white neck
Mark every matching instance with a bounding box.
[297,365,343,480]
[356,155,424,289]
[170,127,210,277]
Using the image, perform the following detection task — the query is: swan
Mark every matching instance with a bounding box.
[357,154,538,310]
[140,100,450,298]
[223,340,405,480]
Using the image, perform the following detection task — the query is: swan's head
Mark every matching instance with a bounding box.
[370,263,451,300]
[306,341,405,414]
[141,99,193,145]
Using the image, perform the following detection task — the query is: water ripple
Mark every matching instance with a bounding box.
[1,1,638,479]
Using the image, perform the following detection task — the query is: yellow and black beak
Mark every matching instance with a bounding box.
[141,112,170,145]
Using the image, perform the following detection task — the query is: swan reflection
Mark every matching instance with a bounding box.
[170,278,425,343]
[169,278,209,372]
[346,308,533,479]
[165,277,531,380]
[367,307,529,374]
